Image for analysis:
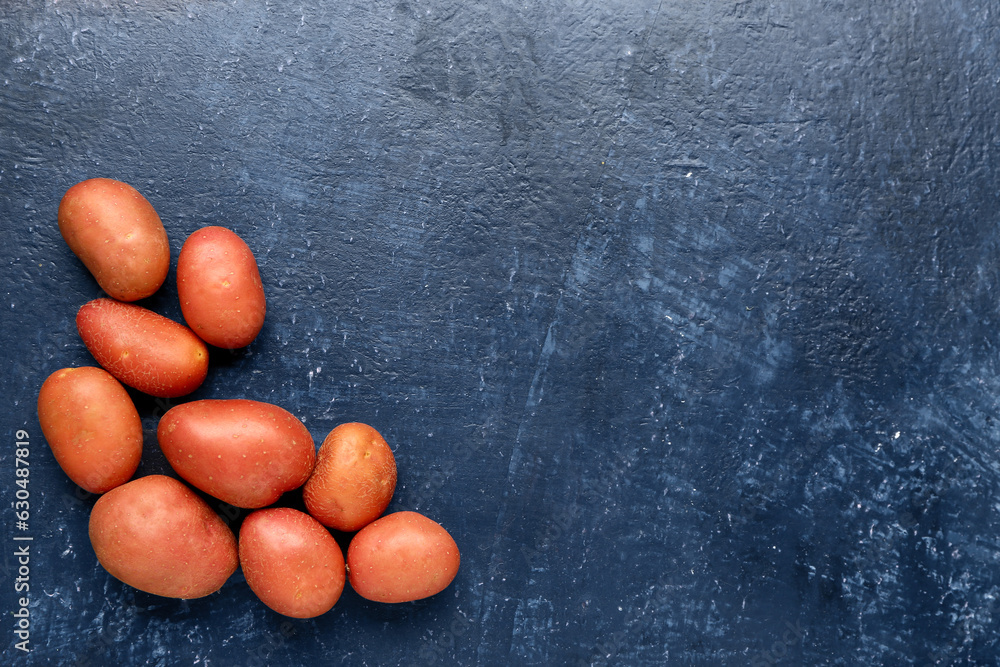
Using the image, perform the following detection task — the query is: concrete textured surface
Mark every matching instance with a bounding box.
[2,1,1000,665]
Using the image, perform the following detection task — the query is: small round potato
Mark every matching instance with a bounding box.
[37,366,142,494]
[177,226,266,349]
[303,422,396,532]
[346,511,460,603]
[157,399,316,509]
[239,508,346,618]
[76,298,208,398]
[58,178,170,301]
[89,475,238,599]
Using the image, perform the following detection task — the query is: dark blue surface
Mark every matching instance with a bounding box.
[3,1,1000,665]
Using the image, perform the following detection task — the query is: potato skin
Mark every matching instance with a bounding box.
[88,475,238,599]
[239,508,345,618]
[177,226,266,349]
[37,366,142,494]
[58,178,170,302]
[303,423,396,532]
[157,399,316,508]
[76,298,208,398]
[346,511,460,603]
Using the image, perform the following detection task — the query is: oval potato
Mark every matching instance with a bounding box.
[346,511,460,603]
[58,178,170,301]
[303,422,396,532]
[239,508,346,618]
[177,226,266,349]
[76,298,208,398]
[157,399,316,508]
[37,366,142,494]
[89,475,238,599]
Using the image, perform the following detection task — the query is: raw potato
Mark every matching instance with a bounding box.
[347,511,460,603]
[76,298,208,398]
[157,399,316,508]
[37,366,142,494]
[89,475,238,599]
[303,422,396,532]
[58,178,170,301]
[177,226,266,349]
[239,508,346,618]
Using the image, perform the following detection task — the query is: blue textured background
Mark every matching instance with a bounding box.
[3,1,1000,665]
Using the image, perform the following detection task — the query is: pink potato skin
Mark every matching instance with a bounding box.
[157,399,316,509]
[58,178,170,301]
[76,298,209,398]
[239,508,346,618]
[302,422,397,532]
[37,366,142,494]
[346,511,460,603]
[88,475,238,599]
[177,226,266,349]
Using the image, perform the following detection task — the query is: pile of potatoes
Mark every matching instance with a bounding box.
[36,178,460,618]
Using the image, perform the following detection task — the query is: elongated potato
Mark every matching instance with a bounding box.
[76,298,208,398]
[37,366,142,494]
[89,475,238,599]
[58,178,170,301]
[347,511,460,603]
[303,423,396,532]
[157,399,316,508]
[177,226,266,349]
[239,508,345,618]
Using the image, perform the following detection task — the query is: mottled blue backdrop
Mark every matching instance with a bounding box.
[2,1,1000,665]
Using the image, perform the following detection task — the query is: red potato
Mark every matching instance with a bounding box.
[58,178,170,301]
[177,226,266,349]
[89,475,238,599]
[239,508,346,618]
[347,511,460,603]
[76,298,208,398]
[303,422,396,532]
[37,366,142,494]
[157,399,316,508]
